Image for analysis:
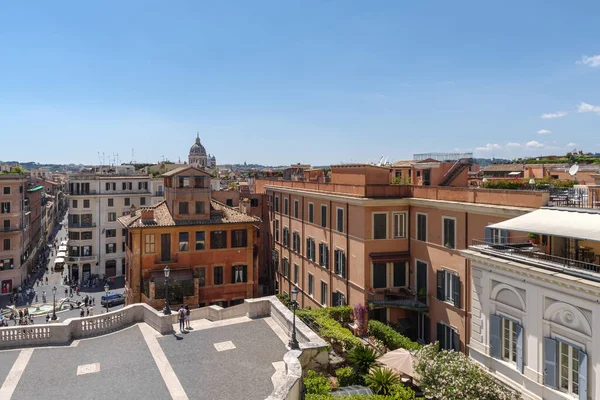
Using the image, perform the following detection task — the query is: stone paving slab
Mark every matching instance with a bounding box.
[0,350,20,387]
[10,325,171,400]
[158,319,288,400]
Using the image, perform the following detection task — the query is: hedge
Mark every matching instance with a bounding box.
[298,309,361,350]
[368,320,421,351]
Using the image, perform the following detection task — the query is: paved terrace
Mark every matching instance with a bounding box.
[0,298,328,400]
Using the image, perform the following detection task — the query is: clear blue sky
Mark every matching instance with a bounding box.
[1,1,600,165]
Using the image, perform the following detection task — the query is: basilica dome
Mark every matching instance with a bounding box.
[189,134,207,156]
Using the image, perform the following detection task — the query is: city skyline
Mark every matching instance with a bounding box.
[1,1,600,165]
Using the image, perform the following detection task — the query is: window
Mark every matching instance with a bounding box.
[274,196,279,212]
[308,203,314,223]
[3,239,9,251]
[502,318,518,364]
[3,187,10,195]
[336,207,344,232]
[72,200,78,208]
[108,198,114,207]
[83,199,90,208]
[250,198,259,207]
[3,220,8,231]
[284,198,289,215]
[416,213,427,242]
[195,232,205,250]
[105,183,110,191]
[231,265,247,283]
[559,342,581,396]
[282,258,289,279]
[292,231,301,253]
[197,268,206,287]
[321,205,327,228]
[108,212,116,222]
[437,323,459,351]
[393,262,406,287]
[274,219,279,242]
[226,199,233,207]
[122,182,127,190]
[145,234,155,253]
[436,270,461,308]
[70,246,80,256]
[105,243,116,254]
[332,291,346,306]
[294,200,299,218]
[1,202,10,214]
[486,227,508,244]
[231,229,247,248]
[179,202,189,215]
[393,213,406,238]
[179,232,189,251]
[69,231,80,240]
[214,266,223,285]
[373,213,387,240]
[319,243,329,268]
[544,337,586,397]
[195,201,205,214]
[283,227,290,247]
[82,231,92,240]
[210,230,227,249]
[334,249,346,278]
[82,245,92,256]
[320,281,328,306]
[293,263,299,284]
[373,263,387,289]
[106,229,116,238]
[71,214,80,225]
[306,238,315,262]
[308,273,314,296]
[140,197,146,206]
[443,217,456,249]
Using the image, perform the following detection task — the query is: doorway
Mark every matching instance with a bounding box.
[161,234,171,262]
[416,260,427,304]
[105,260,116,277]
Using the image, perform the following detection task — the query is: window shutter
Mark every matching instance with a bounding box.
[325,246,329,268]
[543,337,558,389]
[516,323,524,373]
[306,238,310,259]
[436,270,445,300]
[231,266,236,284]
[489,315,501,359]
[452,275,461,308]
[243,265,248,283]
[341,251,345,278]
[332,292,338,307]
[319,243,323,265]
[452,330,460,352]
[484,227,492,243]
[424,316,430,343]
[436,323,445,349]
[579,349,587,400]
[501,229,509,244]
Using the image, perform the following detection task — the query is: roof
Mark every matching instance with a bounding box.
[118,200,260,228]
[161,165,209,177]
[391,160,414,167]
[481,164,524,172]
[488,208,600,241]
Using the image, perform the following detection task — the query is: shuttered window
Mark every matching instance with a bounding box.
[436,270,461,308]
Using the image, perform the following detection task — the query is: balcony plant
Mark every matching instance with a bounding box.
[528,233,539,244]
[364,367,400,396]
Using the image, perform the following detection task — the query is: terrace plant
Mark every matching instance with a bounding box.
[347,345,378,376]
[364,367,400,396]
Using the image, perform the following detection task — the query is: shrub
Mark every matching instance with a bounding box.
[321,305,353,323]
[304,370,332,395]
[364,367,400,396]
[389,383,416,400]
[298,309,361,350]
[414,343,521,400]
[276,292,294,309]
[368,320,421,351]
[347,345,378,375]
[335,366,356,387]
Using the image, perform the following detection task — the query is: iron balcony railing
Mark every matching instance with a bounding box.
[367,287,428,311]
[413,152,473,162]
[67,190,98,195]
[2,225,24,232]
[470,237,600,280]
[68,222,97,228]
[154,191,164,197]
[154,254,178,264]
[547,187,600,210]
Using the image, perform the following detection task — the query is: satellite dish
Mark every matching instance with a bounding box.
[569,164,579,176]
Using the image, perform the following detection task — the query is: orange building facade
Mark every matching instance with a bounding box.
[120,166,260,309]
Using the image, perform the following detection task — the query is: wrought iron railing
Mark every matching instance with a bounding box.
[547,187,600,209]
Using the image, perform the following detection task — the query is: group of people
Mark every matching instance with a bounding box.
[177,305,192,332]
[2,308,35,326]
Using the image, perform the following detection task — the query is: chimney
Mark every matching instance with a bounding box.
[141,207,154,222]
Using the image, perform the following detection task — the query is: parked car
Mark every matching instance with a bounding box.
[100,292,125,307]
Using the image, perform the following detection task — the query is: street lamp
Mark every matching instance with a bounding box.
[104,284,110,313]
[289,286,300,350]
[163,266,171,315]
[51,286,57,321]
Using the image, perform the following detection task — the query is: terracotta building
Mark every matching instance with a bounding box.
[256,162,549,353]
[119,166,261,309]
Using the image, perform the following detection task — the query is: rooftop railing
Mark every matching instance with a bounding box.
[413,152,473,162]
[547,187,600,209]
[470,237,600,280]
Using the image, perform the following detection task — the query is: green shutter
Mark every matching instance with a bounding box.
[489,315,501,359]
[436,270,445,300]
[516,323,523,373]
[579,349,587,400]
[543,337,558,389]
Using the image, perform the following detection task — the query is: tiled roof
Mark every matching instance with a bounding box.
[391,160,414,167]
[481,164,524,172]
[160,166,194,177]
[118,200,260,228]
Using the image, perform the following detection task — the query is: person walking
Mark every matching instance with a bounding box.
[80,308,84,318]
[178,305,186,333]
[46,313,50,323]
[185,305,191,329]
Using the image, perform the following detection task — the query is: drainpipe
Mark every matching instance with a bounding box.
[138,226,143,304]
[329,200,333,306]
[464,211,470,356]
[345,202,350,306]
[301,195,305,308]
[288,193,292,295]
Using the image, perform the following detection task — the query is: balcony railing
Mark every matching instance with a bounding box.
[68,222,97,228]
[154,254,178,264]
[547,187,600,210]
[2,225,24,232]
[154,191,164,197]
[367,287,428,311]
[470,237,600,280]
[68,190,98,195]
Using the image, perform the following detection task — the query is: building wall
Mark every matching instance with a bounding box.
[468,252,599,400]
[0,176,28,290]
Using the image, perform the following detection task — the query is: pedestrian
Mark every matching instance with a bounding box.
[64,288,68,298]
[86,308,89,317]
[46,314,50,323]
[89,306,94,316]
[29,315,34,325]
[185,305,191,329]
[178,305,186,332]
[9,313,14,325]
[80,308,84,318]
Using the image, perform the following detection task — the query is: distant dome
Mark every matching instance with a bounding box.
[189,134,206,156]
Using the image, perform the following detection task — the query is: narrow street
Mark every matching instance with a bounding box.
[1,212,125,325]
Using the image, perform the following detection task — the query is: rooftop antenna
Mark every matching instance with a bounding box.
[132,148,135,164]
[377,155,384,166]
[568,163,579,181]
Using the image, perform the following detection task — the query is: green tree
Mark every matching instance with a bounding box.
[364,367,400,396]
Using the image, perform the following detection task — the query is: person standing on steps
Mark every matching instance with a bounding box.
[178,305,186,333]
[185,305,191,329]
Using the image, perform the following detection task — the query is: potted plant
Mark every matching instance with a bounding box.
[528,233,539,245]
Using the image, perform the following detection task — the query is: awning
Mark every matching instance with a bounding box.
[60,240,68,246]
[58,245,67,252]
[370,252,411,263]
[508,171,522,176]
[150,268,193,281]
[377,348,418,379]
[54,257,65,264]
[56,251,67,258]
[488,208,600,241]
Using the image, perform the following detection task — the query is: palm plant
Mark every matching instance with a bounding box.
[347,345,378,375]
[364,366,400,395]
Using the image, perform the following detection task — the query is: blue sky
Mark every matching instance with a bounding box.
[1,1,600,165]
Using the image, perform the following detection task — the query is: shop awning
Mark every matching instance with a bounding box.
[58,245,67,252]
[54,257,65,264]
[488,208,600,241]
[56,251,67,258]
[150,268,193,281]
[508,171,522,176]
[60,240,68,246]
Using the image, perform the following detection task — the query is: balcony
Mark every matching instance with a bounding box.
[154,254,178,264]
[547,187,600,210]
[154,191,164,197]
[68,190,98,196]
[470,237,600,281]
[367,287,428,311]
[68,255,97,263]
[2,225,24,232]
[167,187,210,194]
[68,222,97,228]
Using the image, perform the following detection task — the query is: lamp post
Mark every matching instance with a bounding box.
[104,284,109,313]
[289,286,299,350]
[163,266,171,315]
[51,286,57,321]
